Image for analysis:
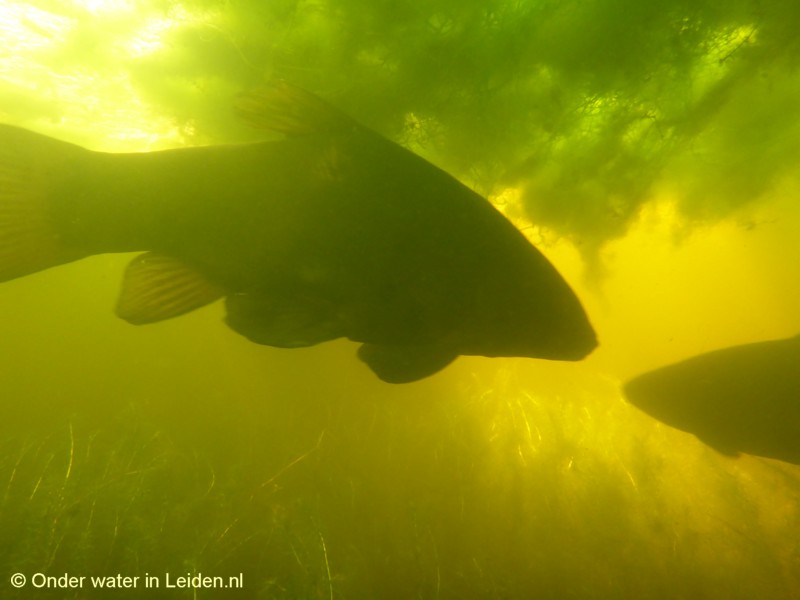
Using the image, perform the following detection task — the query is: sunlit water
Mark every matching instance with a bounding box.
[1,2,798,598]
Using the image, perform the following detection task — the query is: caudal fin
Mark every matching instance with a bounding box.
[0,124,88,282]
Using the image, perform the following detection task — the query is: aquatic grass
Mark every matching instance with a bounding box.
[0,412,269,597]
[0,362,798,599]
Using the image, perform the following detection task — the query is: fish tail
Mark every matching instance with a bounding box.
[0,124,88,282]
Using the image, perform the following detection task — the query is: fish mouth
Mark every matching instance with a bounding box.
[622,378,677,426]
[551,332,598,361]
[526,322,599,362]
[622,378,653,408]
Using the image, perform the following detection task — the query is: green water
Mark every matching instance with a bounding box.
[1,1,799,598]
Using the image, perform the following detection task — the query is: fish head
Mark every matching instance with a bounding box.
[623,337,800,464]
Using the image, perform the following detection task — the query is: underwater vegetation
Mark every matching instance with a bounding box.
[3,0,800,257]
[1,0,800,599]
[0,365,798,599]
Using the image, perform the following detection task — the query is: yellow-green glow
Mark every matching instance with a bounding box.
[0,2,74,97]
[0,3,798,598]
[0,2,74,51]
[77,0,133,13]
[125,15,172,58]
[0,0,215,149]
[598,190,799,377]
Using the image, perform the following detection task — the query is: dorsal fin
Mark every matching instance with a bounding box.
[116,252,224,325]
[235,81,355,135]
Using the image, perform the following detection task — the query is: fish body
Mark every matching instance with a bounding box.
[0,83,596,382]
[624,335,800,464]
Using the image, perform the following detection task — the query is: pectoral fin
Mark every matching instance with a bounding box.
[357,344,458,384]
[225,292,345,348]
[116,252,224,324]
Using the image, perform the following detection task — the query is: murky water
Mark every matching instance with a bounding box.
[1,1,799,598]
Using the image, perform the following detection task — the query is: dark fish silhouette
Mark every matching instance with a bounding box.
[0,82,596,382]
[624,335,800,465]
